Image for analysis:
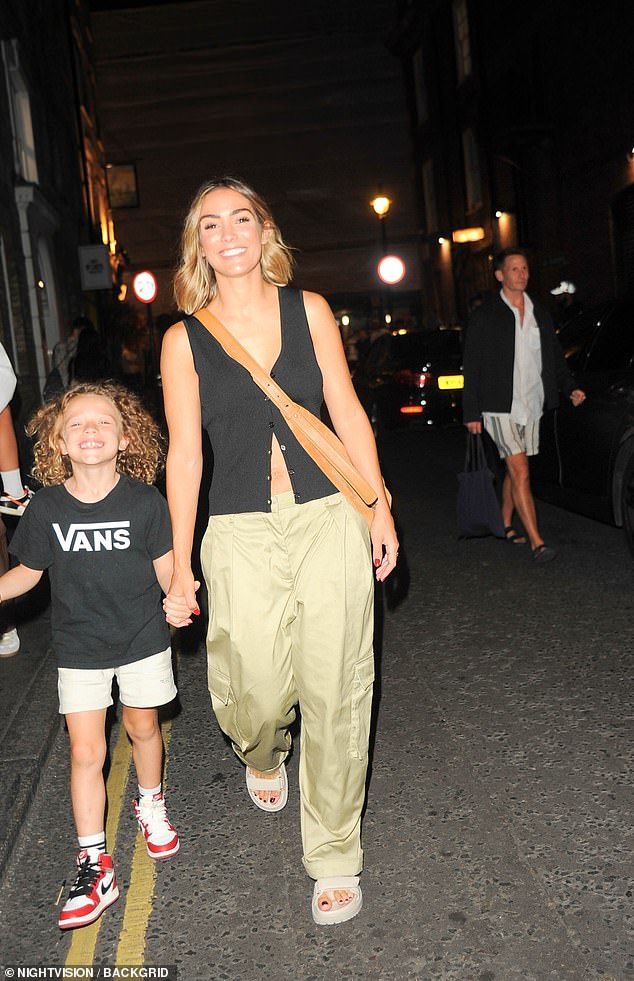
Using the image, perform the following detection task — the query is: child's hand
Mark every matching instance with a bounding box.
[163,580,201,628]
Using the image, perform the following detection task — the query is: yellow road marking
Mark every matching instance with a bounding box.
[116,721,173,964]
[66,720,133,965]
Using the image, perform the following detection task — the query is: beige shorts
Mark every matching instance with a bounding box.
[58,646,176,715]
[483,415,540,458]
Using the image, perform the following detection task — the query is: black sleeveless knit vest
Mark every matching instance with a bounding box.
[184,287,337,514]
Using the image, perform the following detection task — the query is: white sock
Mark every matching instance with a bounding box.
[138,782,161,799]
[77,832,105,858]
[1,470,23,498]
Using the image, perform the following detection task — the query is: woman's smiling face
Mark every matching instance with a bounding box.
[198,186,270,280]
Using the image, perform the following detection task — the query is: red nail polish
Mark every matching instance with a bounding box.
[193,607,200,616]
[374,558,381,567]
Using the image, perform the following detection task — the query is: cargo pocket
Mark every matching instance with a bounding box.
[349,653,375,760]
[207,663,232,706]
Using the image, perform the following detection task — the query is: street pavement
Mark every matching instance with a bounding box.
[0,426,632,980]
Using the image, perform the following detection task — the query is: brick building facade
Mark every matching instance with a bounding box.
[0,0,119,422]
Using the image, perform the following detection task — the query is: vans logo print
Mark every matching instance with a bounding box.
[52,521,131,552]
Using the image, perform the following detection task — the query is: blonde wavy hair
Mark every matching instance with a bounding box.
[27,382,165,486]
[173,176,294,314]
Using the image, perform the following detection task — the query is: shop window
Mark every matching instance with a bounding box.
[2,40,38,183]
[453,0,472,82]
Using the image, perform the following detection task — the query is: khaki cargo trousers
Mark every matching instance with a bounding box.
[201,491,375,879]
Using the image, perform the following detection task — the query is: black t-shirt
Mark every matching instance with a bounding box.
[9,474,172,669]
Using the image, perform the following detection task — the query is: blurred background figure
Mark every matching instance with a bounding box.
[71,319,110,383]
[120,331,146,393]
[0,339,32,658]
[550,280,584,330]
[47,316,91,398]
[0,341,32,518]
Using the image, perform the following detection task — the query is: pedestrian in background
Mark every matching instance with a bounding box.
[462,248,586,562]
[71,319,109,383]
[0,339,34,658]
[0,382,183,929]
[161,176,397,925]
[47,316,89,398]
[0,339,33,518]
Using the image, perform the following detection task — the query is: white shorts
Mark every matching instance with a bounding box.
[58,646,177,715]
[483,415,540,458]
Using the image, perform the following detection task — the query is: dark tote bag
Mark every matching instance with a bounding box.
[457,432,505,539]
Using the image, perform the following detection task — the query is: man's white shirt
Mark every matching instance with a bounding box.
[483,288,543,427]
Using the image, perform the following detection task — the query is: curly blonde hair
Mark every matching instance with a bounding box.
[27,382,166,486]
[173,176,294,314]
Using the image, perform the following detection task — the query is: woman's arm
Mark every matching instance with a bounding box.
[160,322,204,614]
[153,549,198,627]
[0,564,43,601]
[303,291,398,580]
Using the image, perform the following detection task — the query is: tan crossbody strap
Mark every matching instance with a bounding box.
[191,307,379,509]
[193,307,308,416]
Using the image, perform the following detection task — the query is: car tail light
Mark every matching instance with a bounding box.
[394,369,432,387]
[400,405,424,415]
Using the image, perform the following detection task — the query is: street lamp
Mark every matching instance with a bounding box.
[370,195,391,256]
[132,270,159,386]
[370,193,393,324]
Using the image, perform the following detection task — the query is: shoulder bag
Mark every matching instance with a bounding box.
[457,432,505,539]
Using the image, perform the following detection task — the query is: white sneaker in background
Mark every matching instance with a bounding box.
[0,628,20,658]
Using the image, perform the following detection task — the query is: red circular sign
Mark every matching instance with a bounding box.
[378,255,406,285]
[132,271,157,304]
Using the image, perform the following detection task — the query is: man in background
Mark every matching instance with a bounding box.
[462,248,586,563]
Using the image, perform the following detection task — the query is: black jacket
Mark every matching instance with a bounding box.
[462,292,576,423]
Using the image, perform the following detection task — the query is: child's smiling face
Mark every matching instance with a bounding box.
[59,394,129,468]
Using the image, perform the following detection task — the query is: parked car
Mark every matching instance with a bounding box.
[353,328,463,434]
[531,298,634,555]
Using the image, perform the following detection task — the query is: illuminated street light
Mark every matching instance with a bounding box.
[370,195,391,218]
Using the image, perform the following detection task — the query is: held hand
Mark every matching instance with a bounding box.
[570,389,586,407]
[163,569,201,628]
[465,420,482,434]
[371,506,399,582]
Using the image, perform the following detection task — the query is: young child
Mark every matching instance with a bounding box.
[0,382,180,930]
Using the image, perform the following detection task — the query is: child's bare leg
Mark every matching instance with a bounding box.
[122,705,163,786]
[124,705,179,859]
[0,405,28,502]
[60,709,118,930]
[0,406,19,472]
[65,709,108,835]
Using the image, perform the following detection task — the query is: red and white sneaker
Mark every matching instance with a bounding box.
[58,850,119,930]
[0,487,34,517]
[133,792,179,859]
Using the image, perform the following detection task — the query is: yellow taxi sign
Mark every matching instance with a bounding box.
[437,375,464,390]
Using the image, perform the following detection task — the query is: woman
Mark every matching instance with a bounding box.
[161,176,397,925]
